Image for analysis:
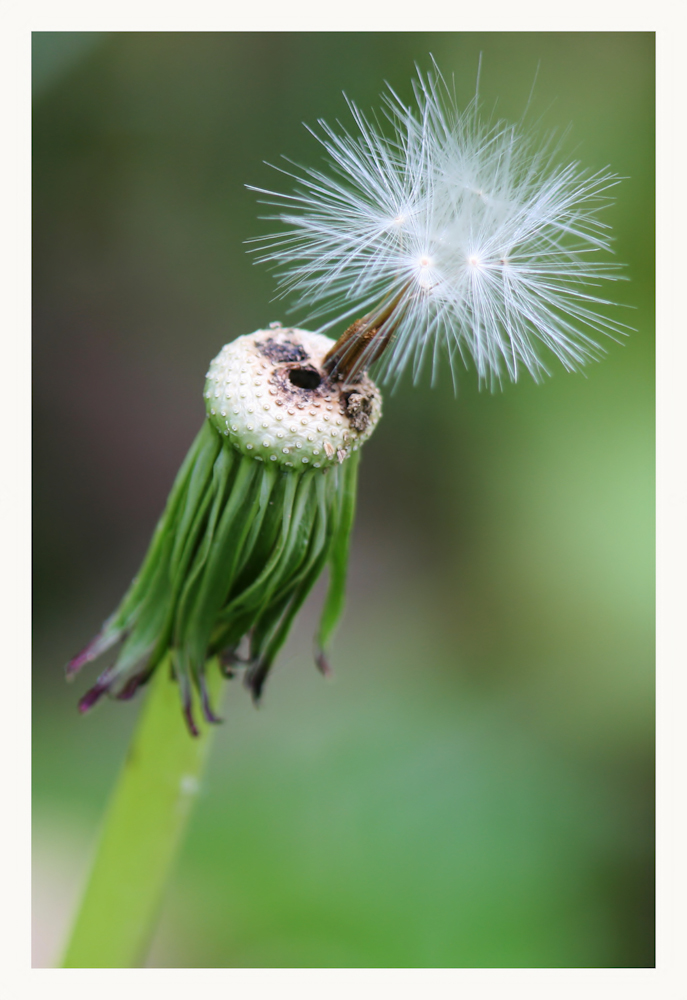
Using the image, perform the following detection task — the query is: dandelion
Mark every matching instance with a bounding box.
[62,59,628,968]
[67,61,627,735]
[248,61,628,389]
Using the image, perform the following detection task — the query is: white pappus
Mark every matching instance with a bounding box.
[247,61,629,390]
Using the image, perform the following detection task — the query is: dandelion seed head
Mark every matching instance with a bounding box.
[247,60,629,389]
[205,328,381,467]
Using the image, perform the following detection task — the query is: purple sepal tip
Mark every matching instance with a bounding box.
[66,628,120,679]
[115,672,149,701]
[199,674,223,725]
[78,678,114,714]
[183,701,200,738]
[244,660,270,706]
[315,649,333,677]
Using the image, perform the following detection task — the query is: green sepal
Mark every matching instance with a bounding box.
[245,475,335,699]
[176,455,260,672]
[115,420,220,631]
[316,448,360,656]
[111,422,225,677]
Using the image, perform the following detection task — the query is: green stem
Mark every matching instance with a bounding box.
[61,660,225,968]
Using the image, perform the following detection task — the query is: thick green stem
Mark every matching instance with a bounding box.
[61,660,225,968]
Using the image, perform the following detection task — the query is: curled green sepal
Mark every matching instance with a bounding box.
[315,448,360,677]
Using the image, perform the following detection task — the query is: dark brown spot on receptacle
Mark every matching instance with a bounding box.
[342,389,374,432]
[259,337,309,365]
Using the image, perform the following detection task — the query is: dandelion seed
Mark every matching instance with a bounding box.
[247,60,629,389]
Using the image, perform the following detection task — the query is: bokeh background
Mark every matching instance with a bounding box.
[32,32,654,968]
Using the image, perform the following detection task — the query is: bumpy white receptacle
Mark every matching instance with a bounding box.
[204,326,382,469]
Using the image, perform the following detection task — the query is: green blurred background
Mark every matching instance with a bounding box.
[32,32,654,968]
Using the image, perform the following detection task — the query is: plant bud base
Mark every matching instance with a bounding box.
[66,327,381,734]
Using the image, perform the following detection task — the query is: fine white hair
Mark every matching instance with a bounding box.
[247,61,629,390]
